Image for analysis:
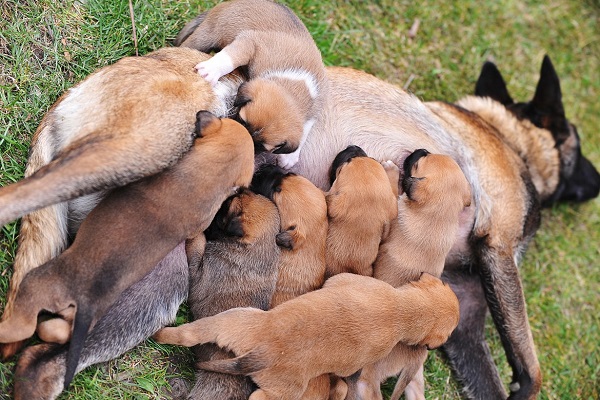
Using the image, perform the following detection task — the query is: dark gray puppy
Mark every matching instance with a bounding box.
[186,188,281,400]
[13,242,189,400]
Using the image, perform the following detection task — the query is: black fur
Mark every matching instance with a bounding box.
[250,164,290,200]
[204,194,245,241]
[401,149,430,199]
[329,145,368,186]
[195,110,218,138]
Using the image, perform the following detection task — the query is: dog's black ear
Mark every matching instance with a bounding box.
[531,55,565,116]
[329,145,368,186]
[474,61,514,105]
[234,83,252,108]
[275,230,295,250]
[251,164,288,199]
[195,110,218,136]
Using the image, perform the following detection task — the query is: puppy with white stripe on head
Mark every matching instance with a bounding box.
[175,0,327,168]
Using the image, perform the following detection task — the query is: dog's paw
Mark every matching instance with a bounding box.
[195,52,234,86]
[382,160,399,172]
[277,151,300,169]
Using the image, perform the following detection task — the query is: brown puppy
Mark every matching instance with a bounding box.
[325,146,400,278]
[0,112,254,388]
[250,164,328,308]
[344,149,472,400]
[0,46,243,358]
[175,0,327,168]
[184,189,281,400]
[153,272,459,400]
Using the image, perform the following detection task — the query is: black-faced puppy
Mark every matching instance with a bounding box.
[0,112,254,388]
[153,272,459,400]
[13,242,190,400]
[175,0,327,168]
[0,46,243,359]
[185,189,281,400]
[251,164,328,308]
[345,149,472,400]
[325,145,400,278]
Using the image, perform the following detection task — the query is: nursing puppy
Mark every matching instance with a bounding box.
[325,146,399,278]
[0,46,243,358]
[0,112,254,388]
[251,164,328,307]
[153,272,460,400]
[13,242,190,400]
[175,0,327,168]
[185,189,281,400]
[344,149,472,400]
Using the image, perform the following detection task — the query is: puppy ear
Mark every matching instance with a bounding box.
[234,82,252,108]
[276,230,295,250]
[474,61,514,106]
[195,110,220,137]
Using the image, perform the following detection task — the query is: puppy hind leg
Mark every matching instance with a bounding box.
[441,270,508,399]
[391,364,425,400]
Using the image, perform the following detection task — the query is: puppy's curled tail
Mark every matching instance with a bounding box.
[63,306,94,389]
[196,350,267,376]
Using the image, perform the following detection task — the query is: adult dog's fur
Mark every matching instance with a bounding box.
[185,189,281,400]
[175,0,327,168]
[251,164,328,308]
[4,44,599,398]
[13,242,190,400]
[0,46,243,359]
[343,150,471,400]
[325,146,399,278]
[153,272,459,400]
[0,112,254,388]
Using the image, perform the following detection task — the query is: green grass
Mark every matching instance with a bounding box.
[1,0,599,398]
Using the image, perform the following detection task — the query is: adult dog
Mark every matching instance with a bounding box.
[3,53,599,398]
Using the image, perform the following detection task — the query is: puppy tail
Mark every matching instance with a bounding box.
[196,350,267,376]
[63,306,93,390]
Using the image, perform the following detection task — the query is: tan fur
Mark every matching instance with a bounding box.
[325,157,399,278]
[270,174,328,308]
[0,115,254,357]
[344,153,471,400]
[154,273,458,400]
[176,0,327,164]
[0,47,243,358]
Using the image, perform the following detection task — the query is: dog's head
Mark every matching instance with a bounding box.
[475,56,600,205]
[205,188,279,245]
[251,164,327,251]
[408,273,460,350]
[234,79,304,154]
[401,149,471,210]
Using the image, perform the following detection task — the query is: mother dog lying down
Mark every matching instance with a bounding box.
[3,49,600,399]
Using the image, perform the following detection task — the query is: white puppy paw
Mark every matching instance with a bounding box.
[382,160,399,172]
[277,151,301,169]
[195,51,234,86]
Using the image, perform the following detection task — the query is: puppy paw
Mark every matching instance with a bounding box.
[194,52,234,86]
[382,160,399,172]
[277,151,300,169]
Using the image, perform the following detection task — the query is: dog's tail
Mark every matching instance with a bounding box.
[196,350,268,376]
[174,11,208,47]
[64,306,94,389]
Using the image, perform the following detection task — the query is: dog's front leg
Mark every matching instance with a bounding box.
[441,269,508,399]
[477,247,542,399]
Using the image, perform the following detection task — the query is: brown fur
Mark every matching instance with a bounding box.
[153,272,459,400]
[325,151,399,278]
[176,0,327,166]
[0,113,254,387]
[0,46,243,358]
[185,189,281,400]
[344,151,471,400]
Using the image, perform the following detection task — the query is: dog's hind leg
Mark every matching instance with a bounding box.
[441,269,508,399]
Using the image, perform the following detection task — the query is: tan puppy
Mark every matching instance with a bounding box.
[175,0,327,168]
[325,145,399,278]
[0,112,254,389]
[0,46,243,358]
[344,149,472,400]
[250,164,328,308]
[153,272,459,400]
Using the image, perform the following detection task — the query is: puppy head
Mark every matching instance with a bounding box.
[409,273,460,350]
[205,188,279,245]
[234,79,304,154]
[401,149,471,209]
[251,164,327,251]
[328,145,368,186]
